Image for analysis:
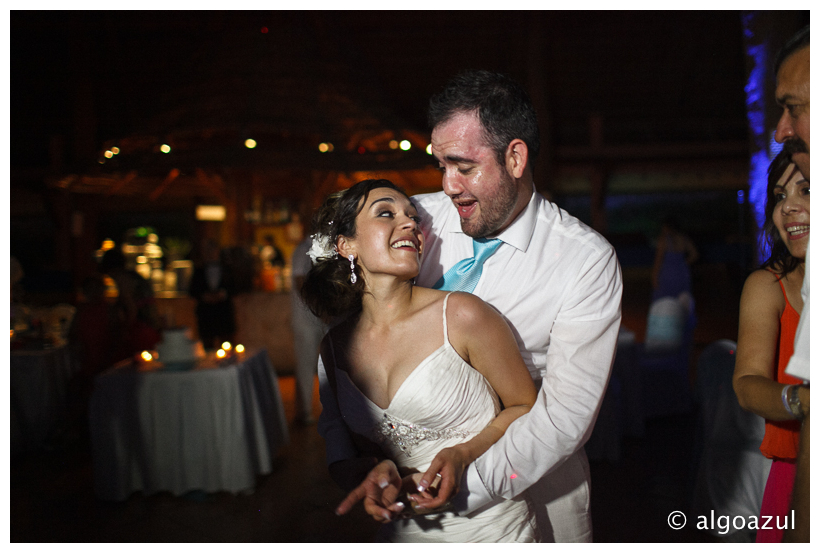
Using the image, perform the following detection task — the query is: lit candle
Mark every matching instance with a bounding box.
[221,341,232,351]
[216,349,226,359]
[141,351,153,362]
[235,344,245,354]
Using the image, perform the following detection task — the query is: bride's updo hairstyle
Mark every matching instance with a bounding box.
[301,178,411,320]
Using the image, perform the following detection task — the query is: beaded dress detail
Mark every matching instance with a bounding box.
[331,293,535,542]
[374,413,471,455]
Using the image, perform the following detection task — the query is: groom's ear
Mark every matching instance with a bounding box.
[505,139,528,179]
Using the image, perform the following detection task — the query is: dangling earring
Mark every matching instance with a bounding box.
[348,254,357,284]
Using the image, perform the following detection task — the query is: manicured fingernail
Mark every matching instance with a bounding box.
[379,479,389,489]
[417,480,428,492]
[391,502,405,511]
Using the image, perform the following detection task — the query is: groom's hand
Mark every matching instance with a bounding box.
[335,459,405,522]
[409,446,468,510]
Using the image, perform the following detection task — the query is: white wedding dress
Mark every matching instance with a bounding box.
[329,293,536,542]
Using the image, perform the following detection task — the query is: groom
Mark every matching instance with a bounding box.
[335,69,622,541]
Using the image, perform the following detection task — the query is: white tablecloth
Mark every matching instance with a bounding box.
[89,349,289,501]
[10,345,73,454]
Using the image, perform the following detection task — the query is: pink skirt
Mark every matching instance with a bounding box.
[756,459,796,542]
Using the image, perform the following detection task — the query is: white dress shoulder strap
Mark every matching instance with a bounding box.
[442,292,454,345]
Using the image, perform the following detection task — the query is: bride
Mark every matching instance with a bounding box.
[301,179,537,542]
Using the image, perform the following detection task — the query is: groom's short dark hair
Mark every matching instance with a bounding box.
[428,69,540,167]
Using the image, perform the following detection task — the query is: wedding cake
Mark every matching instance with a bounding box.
[156,327,197,369]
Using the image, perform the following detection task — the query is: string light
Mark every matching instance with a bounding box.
[399,140,411,151]
[245,139,257,149]
[160,144,171,154]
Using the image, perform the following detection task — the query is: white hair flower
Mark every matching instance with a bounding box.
[307,233,338,265]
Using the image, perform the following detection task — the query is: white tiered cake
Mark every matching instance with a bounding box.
[156,327,198,370]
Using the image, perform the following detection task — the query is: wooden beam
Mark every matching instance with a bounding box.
[148,168,180,201]
[198,169,231,205]
[105,170,139,196]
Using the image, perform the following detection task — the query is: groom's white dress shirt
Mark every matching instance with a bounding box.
[414,188,622,541]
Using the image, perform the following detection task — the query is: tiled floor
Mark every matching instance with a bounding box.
[10,266,743,542]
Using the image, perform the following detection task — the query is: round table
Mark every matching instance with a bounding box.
[89,349,289,501]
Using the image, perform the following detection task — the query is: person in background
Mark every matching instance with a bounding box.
[774,26,810,182]
[260,234,285,267]
[290,234,326,425]
[71,274,113,380]
[99,248,162,361]
[67,274,114,439]
[651,216,698,302]
[733,150,809,543]
[189,239,236,350]
[772,25,810,543]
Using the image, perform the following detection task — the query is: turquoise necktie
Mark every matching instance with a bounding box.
[432,238,502,293]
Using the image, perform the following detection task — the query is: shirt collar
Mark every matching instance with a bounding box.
[443,185,537,253]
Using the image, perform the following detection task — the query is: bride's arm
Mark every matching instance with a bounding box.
[412,292,537,506]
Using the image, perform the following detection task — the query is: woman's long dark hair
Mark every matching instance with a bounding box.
[760,150,805,276]
[300,179,410,320]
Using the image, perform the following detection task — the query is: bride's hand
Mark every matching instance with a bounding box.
[408,446,469,510]
[335,459,406,523]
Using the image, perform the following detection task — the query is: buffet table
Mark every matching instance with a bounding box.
[89,349,289,501]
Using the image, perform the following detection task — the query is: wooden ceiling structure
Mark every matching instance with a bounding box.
[40,12,447,215]
[12,11,809,227]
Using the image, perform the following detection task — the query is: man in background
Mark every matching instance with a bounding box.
[290,234,326,425]
[774,25,810,543]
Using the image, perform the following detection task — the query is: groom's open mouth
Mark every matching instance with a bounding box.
[455,200,478,219]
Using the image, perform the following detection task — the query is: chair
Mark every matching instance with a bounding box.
[586,326,641,462]
[689,340,771,541]
[639,294,696,419]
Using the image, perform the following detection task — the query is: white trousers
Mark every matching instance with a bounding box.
[291,306,324,420]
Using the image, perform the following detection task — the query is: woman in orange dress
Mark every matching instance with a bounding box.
[733,150,810,542]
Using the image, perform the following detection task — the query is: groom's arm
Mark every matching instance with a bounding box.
[415,246,622,514]
[317,354,358,468]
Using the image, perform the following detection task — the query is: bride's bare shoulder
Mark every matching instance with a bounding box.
[440,291,502,328]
